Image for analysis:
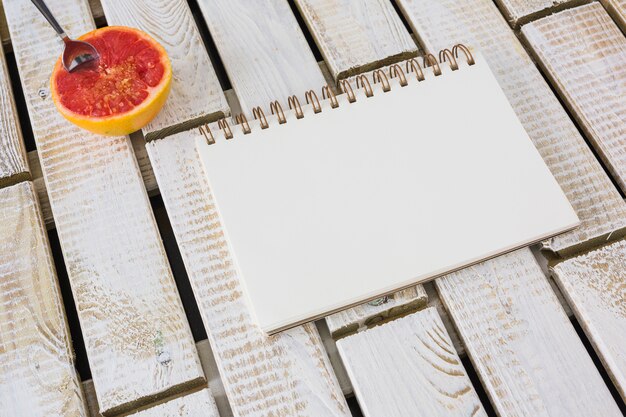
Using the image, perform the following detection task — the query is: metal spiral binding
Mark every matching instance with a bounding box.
[199,44,474,145]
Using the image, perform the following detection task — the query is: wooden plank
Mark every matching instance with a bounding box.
[147,133,350,417]
[0,181,87,417]
[492,0,590,27]
[395,0,626,256]
[0,0,105,48]
[85,341,229,417]
[285,0,428,335]
[326,286,428,338]
[337,308,486,417]
[552,239,626,402]
[292,0,417,80]
[522,3,626,194]
[0,39,28,188]
[145,3,350,415]
[601,0,626,32]
[3,1,205,415]
[423,281,465,356]
[98,0,229,141]
[83,382,219,417]
[28,132,157,229]
[195,0,326,116]
[435,249,621,417]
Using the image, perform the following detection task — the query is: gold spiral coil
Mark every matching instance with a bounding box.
[218,119,233,139]
[373,69,391,92]
[305,90,322,113]
[439,48,458,71]
[406,58,425,81]
[288,96,304,119]
[253,107,269,129]
[199,124,215,145]
[339,79,356,103]
[322,85,339,108]
[270,101,287,124]
[200,44,474,144]
[356,74,374,97]
[235,113,252,134]
[423,53,442,76]
[389,64,408,87]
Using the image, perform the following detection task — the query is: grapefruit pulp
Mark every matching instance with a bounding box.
[50,26,172,136]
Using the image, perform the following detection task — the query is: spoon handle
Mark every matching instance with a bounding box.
[30,0,68,41]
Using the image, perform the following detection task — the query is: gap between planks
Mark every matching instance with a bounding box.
[521,2,626,195]
[492,0,593,28]
[0,181,88,417]
[552,238,626,403]
[3,0,205,414]
[0,36,28,188]
[141,0,351,415]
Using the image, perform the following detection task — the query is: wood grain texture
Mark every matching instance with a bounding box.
[602,0,626,32]
[195,0,326,117]
[337,308,486,417]
[0,40,28,188]
[552,239,626,402]
[423,282,465,357]
[83,381,219,417]
[293,0,418,80]
[395,0,626,256]
[3,1,204,415]
[435,249,621,417]
[0,0,104,48]
[98,0,229,141]
[147,132,350,417]
[522,3,626,194]
[492,0,589,26]
[326,286,428,338]
[28,133,157,229]
[286,0,428,334]
[0,182,87,417]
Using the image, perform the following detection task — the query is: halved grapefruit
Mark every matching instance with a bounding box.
[50,26,172,136]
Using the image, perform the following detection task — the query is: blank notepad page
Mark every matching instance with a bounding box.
[196,52,579,333]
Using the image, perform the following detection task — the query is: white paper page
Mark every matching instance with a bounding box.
[196,53,579,334]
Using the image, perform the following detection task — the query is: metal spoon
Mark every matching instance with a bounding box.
[31,0,99,72]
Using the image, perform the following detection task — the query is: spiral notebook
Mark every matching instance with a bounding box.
[195,46,579,334]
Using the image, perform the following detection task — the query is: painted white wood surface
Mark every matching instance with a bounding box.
[286,0,429,335]
[83,382,219,417]
[522,3,626,194]
[423,282,465,356]
[144,1,349,415]
[552,239,626,402]
[0,0,104,47]
[293,0,417,80]
[436,249,621,417]
[326,286,428,338]
[601,0,626,32]
[195,0,326,117]
[28,132,157,229]
[83,342,228,417]
[493,0,585,26]
[0,39,28,187]
[395,0,626,256]
[147,130,350,417]
[337,308,486,417]
[3,1,204,415]
[98,0,229,141]
[0,182,87,417]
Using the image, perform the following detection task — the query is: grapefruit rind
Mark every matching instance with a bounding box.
[50,26,172,136]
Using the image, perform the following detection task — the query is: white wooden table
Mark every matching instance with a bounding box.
[0,0,625,416]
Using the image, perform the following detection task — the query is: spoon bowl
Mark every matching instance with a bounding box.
[62,37,99,72]
[31,0,100,72]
